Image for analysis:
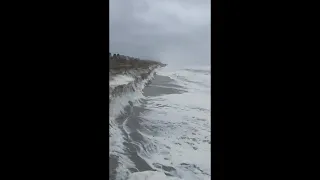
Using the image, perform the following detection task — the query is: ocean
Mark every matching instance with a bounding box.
[109,65,211,180]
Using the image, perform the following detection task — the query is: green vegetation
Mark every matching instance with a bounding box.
[109,52,166,72]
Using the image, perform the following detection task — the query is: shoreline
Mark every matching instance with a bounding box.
[109,53,166,100]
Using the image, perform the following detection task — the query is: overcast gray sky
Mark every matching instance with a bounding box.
[110,0,211,66]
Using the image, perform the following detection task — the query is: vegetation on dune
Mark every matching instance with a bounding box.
[109,52,165,97]
[109,52,167,71]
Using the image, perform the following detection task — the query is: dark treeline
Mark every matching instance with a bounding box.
[109,52,167,70]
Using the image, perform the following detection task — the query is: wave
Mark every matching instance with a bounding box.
[109,66,162,180]
[110,65,211,180]
[109,67,160,117]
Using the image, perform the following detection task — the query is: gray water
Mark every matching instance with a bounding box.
[109,66,211,180]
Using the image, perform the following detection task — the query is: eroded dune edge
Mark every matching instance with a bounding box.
[109,53,166,100]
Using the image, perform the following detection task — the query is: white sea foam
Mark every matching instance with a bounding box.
[128,171,183,180]
[110,65,211,180]
[109,68,160,180]
[110,75,135,87]
[127,66,210,180]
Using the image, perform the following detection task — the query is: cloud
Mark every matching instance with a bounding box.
[110,0,211,66]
